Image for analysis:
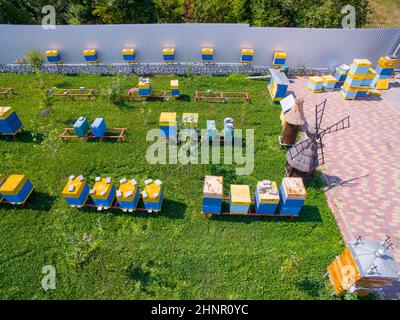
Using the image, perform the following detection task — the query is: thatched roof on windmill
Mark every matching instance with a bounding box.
[285,98,306,126]
[286,135,317,174]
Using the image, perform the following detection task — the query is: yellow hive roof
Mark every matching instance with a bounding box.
[0,175,28,195]
[322,75,337,83]
[163,48,175,54]
[352,59,371,67]
[242,48,254,55]
[117,178,138,202]
[309,76,324,84]
[45,50,59,56]
[142,180,162,203]
[0,107,13,120]
[62,175,87,198]
[203,176,223,198]
[83,49,96,55]
[257,181,279,204]
[182,113,199,125]
[91,177,114,200]
[202,47,214,54]
[274,51,287,58]
[122,48,135,54]
[282,177,306,200]
[170,80,179,87]
[159,112,177,126]
[230,184,251,205]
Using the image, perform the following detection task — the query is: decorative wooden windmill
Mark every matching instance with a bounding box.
[285,99,350,179]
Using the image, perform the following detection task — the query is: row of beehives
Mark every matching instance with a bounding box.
[62,176,163,212]
[133,78,180,97]
[202,176,307,216]
[72,116,106,138]
[307,56,399,100]
[159,112,234,141]
[45,48,287,65]
[0,107,23,135]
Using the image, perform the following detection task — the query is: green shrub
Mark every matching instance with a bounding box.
[26,49,44,71]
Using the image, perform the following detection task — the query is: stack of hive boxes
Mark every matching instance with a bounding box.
[223,117,234,143]
[170,80,180,97]
[202,175,223,214]
[202,48,214,63]
[206,120,218,142]
[340,59,372,100]
[240,49,254,64]
[230,185,251,214]
[307,76,324,93]
[122,48,136,63]
[138,78,152,96]
[272,51,287,67]
[83,49,98,63]
[371,55,398,90]
[141,179,163,212]
[89,177,116,209]
[45,50,63,64]
[322,75,338,91]
[254,180,280,214]
[73,116,89,137]
[90,118,106,137]
[163,48,175,62]
[159,112,177,139]
[0,107,22,135]
[278,177,306,215]
[62,175,90,207]
[268,69,289,103]
[0,175,33,204]
[333,64,351,89]
[116,178,140,212]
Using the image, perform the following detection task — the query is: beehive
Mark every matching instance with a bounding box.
[223,117,234,143]
[0,175,33,204]
[159,112,177,139]
[278,177,306,215]
[202,176,223,214]
[182,113,199,129]
[138,77,152,96]
[360,68,377,88]
[0,107,23,134]
[254,180,280,214]
[170,80,180,97]
[141,179,164,211]
[349,59,372,75]
[372,56,398,90]
[340,59,374,100]
[322,75,338,91]
[333,64,351,85]
[376,78,389,90]
[116,178,139,211]
[83,49,98,63]
[206,120,217,142]
[89,177,116,209]
[90,118,106,137]
[45,50,62,64]
[122,48,136,63]
[307,76,324,93]
[202,48,214,62]
[268,69,289,102]
[163,48,175,62]
[241,49,254,63]
[73,116,89,137]
[230,185,251,214]
[62,175,90,207]
[273,51,287,67]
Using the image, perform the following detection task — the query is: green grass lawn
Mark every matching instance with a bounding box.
[0,73,344,299]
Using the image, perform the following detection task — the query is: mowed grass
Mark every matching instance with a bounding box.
[367,0,400,28]
[0,73,344,299]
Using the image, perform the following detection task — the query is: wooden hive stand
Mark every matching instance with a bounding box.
[47,88,98,100]
[126,87,179,101]
[0,88,16,99]
[194,90,250,103]
[60,128,127,142]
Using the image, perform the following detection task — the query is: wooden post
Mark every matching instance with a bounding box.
[281,98,305,145]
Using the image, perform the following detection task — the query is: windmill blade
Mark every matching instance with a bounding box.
[316,138,325,166]
[320,116,350,139]
[315,99,327,135]
[288,137,313,160]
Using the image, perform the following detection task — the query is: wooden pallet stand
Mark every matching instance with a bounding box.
[47,88,97,100]
[194,90,250,103]
[82,198,161,214]
[60,128,127,142]
[0,88,16,98]
[126,88,179,101]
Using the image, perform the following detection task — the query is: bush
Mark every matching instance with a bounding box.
[103,74,128,106]
[26,49,44,71]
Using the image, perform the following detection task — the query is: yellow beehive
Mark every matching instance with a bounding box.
[138,78,151,89]
[230,184,251,214]
[0,175,27,195]
[142,180,163,203]
[170,80,179,90]
[62,176,87,199]
[376,78,389,90]
[182,113,199,129]
[159,112,177,127]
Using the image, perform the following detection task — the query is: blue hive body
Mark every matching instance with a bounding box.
[139,87,152,96]
[123,53,136,62]
[375,66,394,76]
[73,117,89,137]
[2,180,33,204]
[159,126,177,139]
[118,190,140,210]
[92,185,116,208]
[91,118,107,137]
[0,112,23,134]
[278,184,304,215]
[202,176,223,214]
[171,89,180,96]
[202,197,223,214]
[142,190,164,211]
[64,184,90,206]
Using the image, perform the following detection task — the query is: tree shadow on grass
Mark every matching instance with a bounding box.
[0,131,45,144]
[126,262,155,296]
[296,277,325,298]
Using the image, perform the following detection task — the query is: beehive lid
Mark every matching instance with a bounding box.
[45,50,59,55]
[347,240,400,280]
[92,118,105,128]
[62,175,87,198]
[122,48,135,54]
[84,49,96,54]
[282,177,306,200]
[163,48,175,53]
[139,77,150,85]
[92,177,114,200]
[182,113,199,124]
[159,112,177,125]
[202,47,213,53]
[0,175,28,195]
[336,64,351,73]
[309,76,324,84]
[269,69,289,85]
[0,107,13,120]
[257,181,279,203]
[117,178,137,201]
[203,176,223,198]
[143,180,162,202]
[322,75,337,82]
[280,94,295,114]
[230,185,251,205]
[170,79,179,87]
[352,59,371,67]
[274,51,287,58]
[242,48,254,54]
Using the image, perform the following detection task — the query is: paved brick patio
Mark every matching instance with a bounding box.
[290,77,400,299]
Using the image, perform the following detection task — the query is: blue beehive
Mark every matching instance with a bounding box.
[223,117,234,143]
[334,64,351,83]
[159,112,177,139]
[202,175,223,214]
[116,178,140,211]
[0,175,33,204]
[278,178,306,215]
[91,118,106,137]
[254,180,280,214]
[83,49,98,63]
[45,50,63,64]
[0,107,23,134]
[141,179,164,212]
[268,69,289,103]
[61,175,90,207]
[230,185,251,214]
[90,177,116,209]
[206,120,217,142]
[122,48,136,63]
[73,117,89,137]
